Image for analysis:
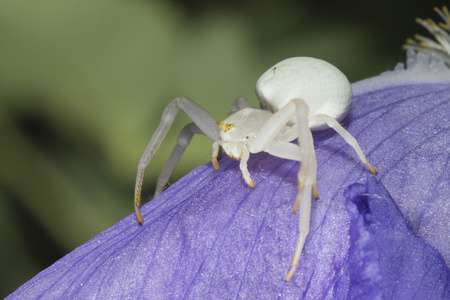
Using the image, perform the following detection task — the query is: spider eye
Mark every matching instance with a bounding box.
[225,124,234,131]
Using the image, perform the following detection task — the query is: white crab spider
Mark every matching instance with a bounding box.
[133,57,377,281]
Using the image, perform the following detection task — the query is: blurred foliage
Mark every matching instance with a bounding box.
[0,0,446,297]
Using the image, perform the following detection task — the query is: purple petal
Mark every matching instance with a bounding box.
[8,53,450,299]
[341,177,450,299]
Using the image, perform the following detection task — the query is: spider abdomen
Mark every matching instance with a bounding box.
[255,57,352,131]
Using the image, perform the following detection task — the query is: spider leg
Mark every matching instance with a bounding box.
[277,125,298,142]
[240,143,302,189]
[285,99,316,281]
[154,123,204,197]
[211,140,221,171]
[239,148,254,188]
[264,141,320,206]
[265,141,302,161]
[227,97,249,117]
[134,97,220,224]
[310,114,377,175]
[250,98,317,281]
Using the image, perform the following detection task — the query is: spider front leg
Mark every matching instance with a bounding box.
[134,97,220,224]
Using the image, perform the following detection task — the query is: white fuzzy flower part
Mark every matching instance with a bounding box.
[405,6,450,65]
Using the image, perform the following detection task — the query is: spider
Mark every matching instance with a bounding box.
[133,57,377,281]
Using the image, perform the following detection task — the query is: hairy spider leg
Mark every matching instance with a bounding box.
[134,97,220,225]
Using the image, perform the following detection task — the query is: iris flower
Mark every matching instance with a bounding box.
[8,8,450,300]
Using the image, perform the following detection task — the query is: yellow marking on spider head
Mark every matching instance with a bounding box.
[219,121,234,132]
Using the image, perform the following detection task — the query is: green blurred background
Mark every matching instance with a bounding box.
[0,0,446,296]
